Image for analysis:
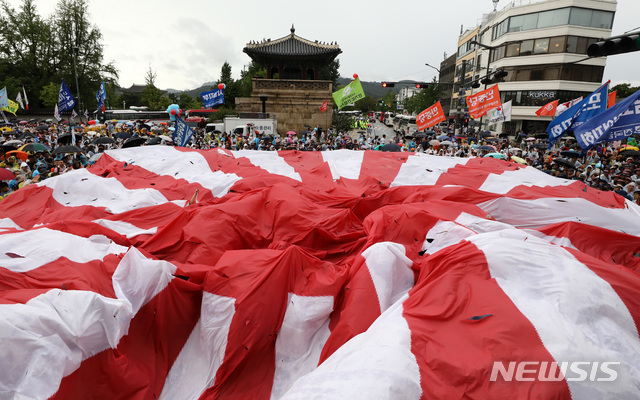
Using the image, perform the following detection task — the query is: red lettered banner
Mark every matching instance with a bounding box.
[535,99,559,117]
[416,101,446,131]
[320,100,328,112]
[466,85,501,118]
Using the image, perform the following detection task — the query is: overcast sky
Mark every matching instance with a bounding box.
[7,0,640,90]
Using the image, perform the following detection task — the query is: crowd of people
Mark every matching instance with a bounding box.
[1,118,640,205]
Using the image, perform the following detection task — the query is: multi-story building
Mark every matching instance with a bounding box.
[451,26,481,125]
[462,0,615,133]
[438,53,457,118]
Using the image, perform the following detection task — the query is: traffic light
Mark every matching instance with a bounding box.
[415,83,422,89]
[494,69,508,80]
[588,33,640,57]
[463,118,469,127]
[382,82,395,88]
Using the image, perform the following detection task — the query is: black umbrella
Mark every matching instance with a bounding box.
[560,149,582,158]
[534,133,549,139]
[381,143,402,152]
[115,131,132,140]
[479,131,493,138]
[53,145,84,154]
[17,131,36,140]
[92,136,116,145]
[414,132,427,138]
[531,143,548,149]
[122,136,147,148]
[58,133,83,145]
[146,137,163,145]
[35,124,49,131]
[300,130,312,134]
[619,149,640,157]
[553,158,577,169]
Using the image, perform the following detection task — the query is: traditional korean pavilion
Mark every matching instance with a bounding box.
[236,26,341,135]
[243,25,342,80]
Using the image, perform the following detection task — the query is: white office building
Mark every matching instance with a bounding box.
[466,0,616,133]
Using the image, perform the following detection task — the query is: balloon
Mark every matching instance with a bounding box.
[179,109,182,115]
[166,104,180,121]
[218,83,226,90]
[88,120,96,125]
[353,73,358,79]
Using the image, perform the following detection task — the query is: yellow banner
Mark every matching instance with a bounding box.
[1,99,19,115]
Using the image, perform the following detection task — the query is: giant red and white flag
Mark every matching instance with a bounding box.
[1,147,639,399]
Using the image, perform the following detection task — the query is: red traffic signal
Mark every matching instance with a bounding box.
[416,83,421,89]
[382,82,395,88]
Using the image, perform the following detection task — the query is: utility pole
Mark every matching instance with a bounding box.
[457,60,467,130]
[72,45,81,118]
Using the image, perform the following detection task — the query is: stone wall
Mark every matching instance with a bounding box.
[236,78,334,135]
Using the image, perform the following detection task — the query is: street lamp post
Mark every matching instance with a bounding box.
[425,63,441,74]
[72,45,81,117]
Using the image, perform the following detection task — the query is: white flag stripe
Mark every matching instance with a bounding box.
[477,197,640,236]
[271,294,334,399]
[361,242,414,312]
[0,248,176,400]
[471,230,640,398]
[159,293,236,400]
[92,218,158,238]
[0,228,126,273]
[478,166,574,194]
[233,150,302,181]
[322,149,365,180]
[280,294,421,400]
[391,153,469,187]
[38,168,177,214]
[105,147,241,197]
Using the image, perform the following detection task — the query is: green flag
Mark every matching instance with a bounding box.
[332,77,366,110]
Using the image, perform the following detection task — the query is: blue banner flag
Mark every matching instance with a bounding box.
[200,89,224,108]
[173,116,194,147]
[96,82,107,111]
[547,81,609,147]
[58,80,76,112]
[0,87,9,108]
[573,89,640,149]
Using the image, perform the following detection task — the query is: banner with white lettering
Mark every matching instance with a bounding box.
[416,101,445,131]
[200,89,224,108]
[573,89,640,149]
[547,81,609,148]
[466,85,501,118]
[58,80,76,113]
[172,116,194,147]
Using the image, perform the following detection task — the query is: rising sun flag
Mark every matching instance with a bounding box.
[0,147,639,399]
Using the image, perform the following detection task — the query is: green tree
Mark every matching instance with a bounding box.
[178,93,202,110]
[356,95,377,113]
[404,79,444,114]
[39,82,59,107]
[207,107,237,122]
[332,113,353,133]
[217,62,241,108]
[611,83,639,99]
[53,0,118,110]
[237,61,266,98]
[319,58,340,89]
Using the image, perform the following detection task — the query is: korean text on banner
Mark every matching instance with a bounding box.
[320,100,328,113]
[535,100,559,117]
[173,116,194,147]
[201,89,224,108]
[573,88,640,149]
[58,80,76,113]
[466,85,501,118]
[332,77,365,110]
[416,102,445,131]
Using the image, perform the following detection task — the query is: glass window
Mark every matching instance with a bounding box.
[520,40,534,56]
[523,13,539,30]
[569,8,593,27]
[537,10,555,28]
[566,36,578,53]
[510,15,525,32]
[506,43,520,57]
[534,38,549,54]
[549,36,565,53]
[576,37,589,54]
[591,10,613,29]
[543,66,561,80]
